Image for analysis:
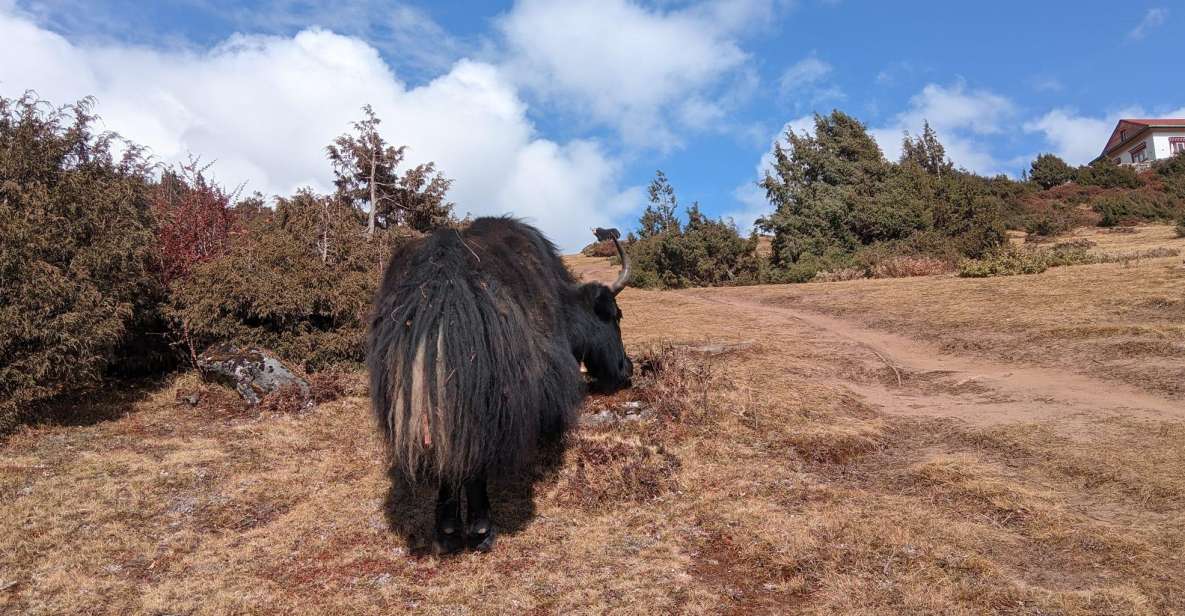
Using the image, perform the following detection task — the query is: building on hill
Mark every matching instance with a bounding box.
[1097,119,1185,168]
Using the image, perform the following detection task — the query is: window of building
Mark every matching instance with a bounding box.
[1171,137,1185,155]
[1120,129,1127,141]
[1130,143,1148,163]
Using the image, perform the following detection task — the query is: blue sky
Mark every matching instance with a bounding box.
[2,0,1182,249]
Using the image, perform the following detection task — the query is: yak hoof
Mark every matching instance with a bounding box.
[433,527,465,556]
[467,523,496,552]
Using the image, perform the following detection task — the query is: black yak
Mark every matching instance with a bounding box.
[368,217,633,553]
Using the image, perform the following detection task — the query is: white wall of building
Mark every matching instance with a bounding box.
[1151,128,1185,160]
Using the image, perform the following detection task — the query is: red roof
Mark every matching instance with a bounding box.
[1121,119,1185,126]
[1102,118,1185,156]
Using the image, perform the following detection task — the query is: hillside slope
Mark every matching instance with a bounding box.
[2,227,1183,615]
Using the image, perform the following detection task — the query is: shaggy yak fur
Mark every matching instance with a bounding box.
[368,217,632,553]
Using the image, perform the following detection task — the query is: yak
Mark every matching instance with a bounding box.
[368,217,633,554]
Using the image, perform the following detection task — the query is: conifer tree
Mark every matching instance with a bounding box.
[639,170,682,238]
[326,105,455,236]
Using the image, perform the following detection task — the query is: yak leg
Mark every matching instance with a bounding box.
[465,473,495,552]
[433,480,464,555]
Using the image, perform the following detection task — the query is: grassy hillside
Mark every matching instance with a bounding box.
[3,226,1183,615]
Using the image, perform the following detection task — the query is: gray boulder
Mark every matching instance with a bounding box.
[196,344,310,406]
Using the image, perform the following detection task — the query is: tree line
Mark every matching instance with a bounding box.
[0,93,459,432]
[4,94,1184,432]
[617,111,1185,288]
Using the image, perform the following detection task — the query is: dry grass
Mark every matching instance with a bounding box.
[815,256,953,283]
[735,225,1185,398]
[1076,224,1185,256]
[3,231,1185,614]
[813,267,867,283]
[870,255,952,279]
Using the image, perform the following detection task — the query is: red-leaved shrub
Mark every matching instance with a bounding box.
[152,161,238,287]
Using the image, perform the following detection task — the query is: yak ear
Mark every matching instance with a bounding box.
[577,282,617,320]
[591,284,618,321]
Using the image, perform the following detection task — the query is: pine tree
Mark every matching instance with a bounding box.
[393,161,455,233]
[326,105,456,236]
[1028,153,1076,189]
[638,170,681,238]
[900,121,953,175]
[757,111,889,264]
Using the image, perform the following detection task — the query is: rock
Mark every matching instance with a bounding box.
[581,402,654,426]
[196,343,310,407]
[581,410,617,427]
[622,407,655,422]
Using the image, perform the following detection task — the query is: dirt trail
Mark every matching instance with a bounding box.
[682,289,1185,427]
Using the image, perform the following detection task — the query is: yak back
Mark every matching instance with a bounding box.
[368,217,584,483]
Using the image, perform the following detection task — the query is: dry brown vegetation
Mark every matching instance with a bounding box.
[735,225,1185,400]
[3,226,1185,614]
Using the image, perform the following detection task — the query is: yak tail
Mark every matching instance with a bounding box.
[385,326,449,478]
[368,262,578,484]
[370,288,469,483]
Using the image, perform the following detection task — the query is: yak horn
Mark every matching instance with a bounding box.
[594,227,631,295]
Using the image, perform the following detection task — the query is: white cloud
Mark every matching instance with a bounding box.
[727,182,768,233]
[225,1,470,79]
[1031,76,1064,93]
[0,7,641,251]
[688,0,783,32]
[497,0,767,149]
[676,97,728,130]
[778,52,844,110]
[890,82,1014,136]
[1022,109,1119,165]
[14,0,469,81]
[874,61,915,86]
[1129,8,1168,40]
[870,82,1016,174]
[778,54,831,94]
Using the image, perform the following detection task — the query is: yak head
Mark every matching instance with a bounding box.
[570,227,633,393]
